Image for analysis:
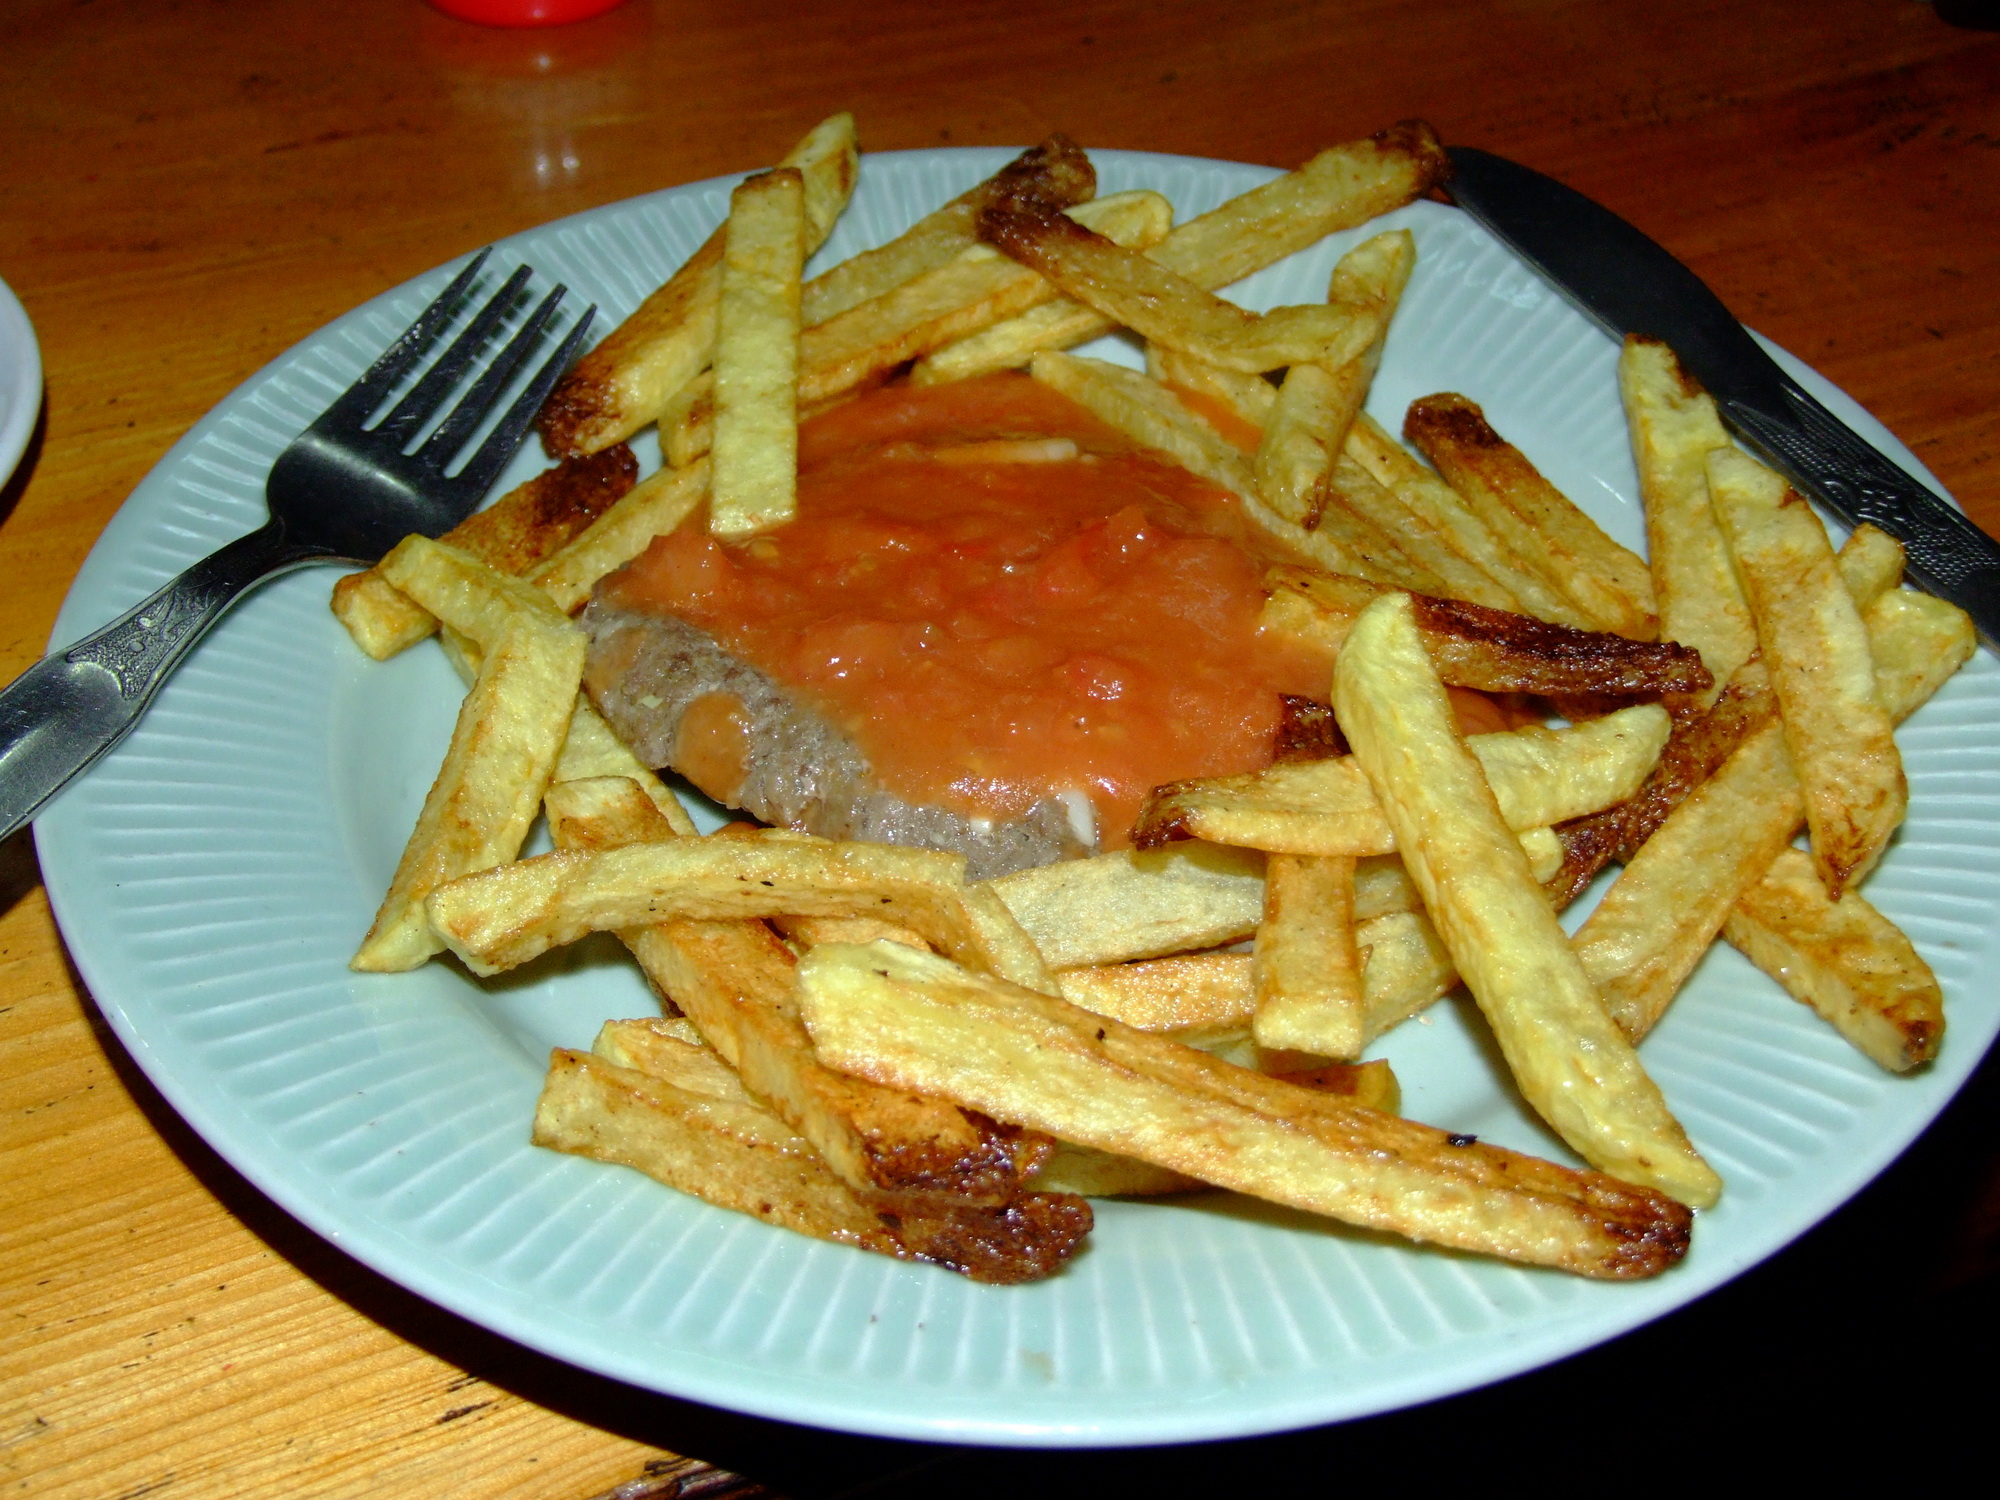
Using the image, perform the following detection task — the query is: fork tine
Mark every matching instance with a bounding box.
[373,262,535,448]
[452,304,598,497]
[416,281,566,469]
[316,248,491,433]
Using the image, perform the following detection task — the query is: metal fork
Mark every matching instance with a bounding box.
[0,249,595,841]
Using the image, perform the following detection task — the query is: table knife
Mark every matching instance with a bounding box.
[1444,145,2000,647]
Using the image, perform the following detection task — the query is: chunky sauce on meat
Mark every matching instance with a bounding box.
[600,374,1336,843]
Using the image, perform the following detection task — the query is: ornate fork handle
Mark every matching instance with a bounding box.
[0,521,335,841]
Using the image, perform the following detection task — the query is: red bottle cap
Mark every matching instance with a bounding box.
[427,0,628,27]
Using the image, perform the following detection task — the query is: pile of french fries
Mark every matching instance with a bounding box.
[331,112,1976,1286]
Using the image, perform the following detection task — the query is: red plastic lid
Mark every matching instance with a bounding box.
[426,0,628,27]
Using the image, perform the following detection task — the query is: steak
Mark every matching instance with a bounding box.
[582,600,1092,881]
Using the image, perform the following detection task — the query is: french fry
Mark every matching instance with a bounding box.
[797,941,1693,1277]
[537,113,858,457]
[1251,853,1365,1059]
[426,831,1058,995]
[1707,446,1905,896]
[1022,1143,1201,1198]
[1254,230,1413,525]
[710,168,806,539]
[1574,585,1975,1042]
[550,701,697,835]
[352,612,587,971]
[1723,846,1944,1072]
[332,446,636,659]
[980,190,1384,374]
[1619,337,1754,700]
[1405,393,1658,639]
[1147,344,1278,436]
[1319,454,1525,608]
[661,191,1175,466]
[1342,413,1585,622]
[1334,592,1719,1207]
[1259,568,1713,697]
[1134,703,1671,858]
[377,533,573,645]
[529,458,710,614]
[913,121,1448,384]
[800,135,1096,327]
[1304,482,1446,594]
[985,841,1267,969]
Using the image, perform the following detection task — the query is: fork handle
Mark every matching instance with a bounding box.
[0,519,334,843]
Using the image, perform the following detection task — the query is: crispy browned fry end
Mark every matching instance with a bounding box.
[798,941,1691,1278]
[542,778,1060,1216]
[537,113,858,457]
[1336,592,1718,1207]
[1619,336,1753,700]
[332,446,637,660]
[981,194,1382,374]
[1252,854,1364,1060]
[531,458,710,614]
[353,615,586,971]
[1274,692,1347,762]
[1707,447,1905,896]
[1261,567,1711,698]
[801,135,1095,327]
[1269,1058,1401,1114]
[1724,847,1944,1072]
[1406,393,1658,639]
[912,121,1448,385]
[1576,585,1975,1043]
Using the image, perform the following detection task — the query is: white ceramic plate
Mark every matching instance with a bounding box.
[0,273,41,489]
[34,149,2000,1447]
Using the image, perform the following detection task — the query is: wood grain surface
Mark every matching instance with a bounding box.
[2,1,1998,1494]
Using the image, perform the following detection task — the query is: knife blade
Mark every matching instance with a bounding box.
[1444,144,2000,647]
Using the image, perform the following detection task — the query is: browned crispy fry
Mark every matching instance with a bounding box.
[1707,447,1905,896]
[538,113,859,457]
[332,446,636,659]
[1723,847,1944,1072]
[1405,393,1658,638]
[798,941,1693,1277]
[1342,413,1583,621]
[1251,853,1365,1059]
[914,121,1448,384]
[1574,586,1975,1042]
[1260,567,1711,697]
[980,191,1383,374]
[1274,692,1347,762]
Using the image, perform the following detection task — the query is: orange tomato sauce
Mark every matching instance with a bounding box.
[601,374,1342,845]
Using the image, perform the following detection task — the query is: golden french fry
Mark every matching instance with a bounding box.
[1334,592,1718,1207]
[662,191,1175,466]
[538,113,858,457]
[1255,231,1413,525]
[1147,344,1278,437]
[1251,853,1365,1060]
[1259,567,1713,697]
[529,458,710,614]
[550,703,697,835]
[801,135,1096,327]
[980,191,1384,374]
[1723,846,1944,1072]
[1134,703,1671,858]
[1619,337,1754,699]
[1356,910,1459,1041]
[376,534,573,647]
[797,941,1693,1277]
[1575,585,1975,1042]
[332,447,637,660]
[1342,414,1586,622]
[353,612,587,971]
[1405,393,1658,638]
[1320,454,1523,608]
[711,168,806,539]
[985,842,1267,969]
[1707,447,1905,896]
[1022,1143,1202,1198]
[914,121,1448,384]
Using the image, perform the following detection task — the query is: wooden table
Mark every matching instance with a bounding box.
[3,1,1997,1493]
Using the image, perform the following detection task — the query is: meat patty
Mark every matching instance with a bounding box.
[582,600,1092,881]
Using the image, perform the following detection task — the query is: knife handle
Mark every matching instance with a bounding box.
[1723,380,2000,637]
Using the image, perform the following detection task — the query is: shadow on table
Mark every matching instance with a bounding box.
[78,955,2000,1496]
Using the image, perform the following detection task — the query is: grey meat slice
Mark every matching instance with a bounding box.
[581,601,1090,881]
